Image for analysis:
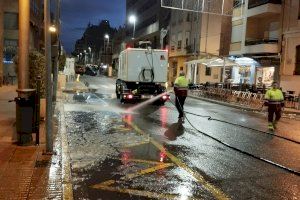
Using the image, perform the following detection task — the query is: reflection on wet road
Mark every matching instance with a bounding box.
[60,76,300,200]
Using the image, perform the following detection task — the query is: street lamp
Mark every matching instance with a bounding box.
[129,15,136,39]
[49,25,57,33]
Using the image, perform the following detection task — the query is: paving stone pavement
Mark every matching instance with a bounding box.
[0,85,63,199]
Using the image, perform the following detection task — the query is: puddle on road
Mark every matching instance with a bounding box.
[63,92,114,105]
[64,110,215,199]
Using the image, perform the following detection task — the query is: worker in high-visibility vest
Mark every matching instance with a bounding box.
[174,71,189,122]
[264,81,284,131]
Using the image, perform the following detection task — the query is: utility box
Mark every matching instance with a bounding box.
[118,48,168,83]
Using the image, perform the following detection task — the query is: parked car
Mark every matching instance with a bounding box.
[75,65,85,75]
[85,66,97,76]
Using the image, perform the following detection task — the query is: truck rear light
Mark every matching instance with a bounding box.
[162,95,169,100]
[128,94,133,99]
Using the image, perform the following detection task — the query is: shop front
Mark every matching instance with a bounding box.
[255,66,275,87]
[230,57,258,85]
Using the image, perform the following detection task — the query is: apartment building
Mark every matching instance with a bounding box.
[0,0,43,85]
[230,0,282,86]
[126,0,171,49]
[169,1,232,85]
[280,0,300,94]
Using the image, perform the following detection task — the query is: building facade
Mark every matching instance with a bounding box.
[73,20,116,66]
[230,0,282,86]
[0,0,43,85]
[126,0,171,49]
[168,0,232,85]
[280,0,300,94]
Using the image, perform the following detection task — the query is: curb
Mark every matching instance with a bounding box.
[59,103,74,200]
[188,94,300,115]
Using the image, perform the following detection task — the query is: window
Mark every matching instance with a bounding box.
[177,32,182,50]
[185,38,189,47]
[186,13,191,22]
[172,62,177,77]
[30,0,39,15]
[4,12,18,30]
[185,31,190,47]
[177,40,182,50]
[205,66,211,76]
[178,11,183,23]
[295,45,300,75]
[3,39,18,63]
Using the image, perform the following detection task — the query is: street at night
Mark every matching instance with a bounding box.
[1,0,300,199]
[56,76,300,200]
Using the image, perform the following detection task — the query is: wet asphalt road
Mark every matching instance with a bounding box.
[60,75,300,200]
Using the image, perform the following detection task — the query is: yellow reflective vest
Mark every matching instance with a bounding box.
[174,76,188,88]
[174,76,188,96]
[265,89,284,104]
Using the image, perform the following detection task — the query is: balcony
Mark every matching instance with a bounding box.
[185,45,194,54]
[248,0,281,9]
[244,38,279,54]
[245,38,278,46]
[247,0,281,18]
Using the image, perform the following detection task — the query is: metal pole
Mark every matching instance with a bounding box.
[133,21,136,39]
[53,0,61,102]
[0,0,3,86]
[45,0,53,152]
[222,57,226,86]
[18,0,30,89]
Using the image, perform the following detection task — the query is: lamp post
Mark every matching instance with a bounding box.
[44,0,53,152]
[88,47,91,64]
[104,34,109,64]
[83,50,87,65]
[129,15,136,39]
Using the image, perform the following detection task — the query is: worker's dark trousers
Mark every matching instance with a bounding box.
[268,104,282,122]
[175,96,186,118]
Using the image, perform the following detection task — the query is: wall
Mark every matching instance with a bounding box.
[280,0,300,94]
[196,64,221,84]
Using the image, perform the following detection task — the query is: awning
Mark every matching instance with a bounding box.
[185,57,239,67]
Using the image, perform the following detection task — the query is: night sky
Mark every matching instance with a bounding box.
[61,0,126,54]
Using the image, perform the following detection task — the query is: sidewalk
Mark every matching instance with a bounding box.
[0,85,63,199]
[188,92,300,116]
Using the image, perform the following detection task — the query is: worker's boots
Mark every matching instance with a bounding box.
[273,121,278,129]
[268,123,274,131]
[178,117,185,124]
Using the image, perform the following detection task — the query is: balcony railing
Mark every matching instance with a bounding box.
[245,38,278,46]
[248,0,281,9]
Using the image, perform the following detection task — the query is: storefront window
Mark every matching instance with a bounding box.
[238,66,251,83]
[3,39,18,63]
[256,67,274,87]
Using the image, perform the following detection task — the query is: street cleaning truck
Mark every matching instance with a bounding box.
[116,47,169,104]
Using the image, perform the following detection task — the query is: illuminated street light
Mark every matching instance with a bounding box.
[129,15,136,39]
[49,25,57,33]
